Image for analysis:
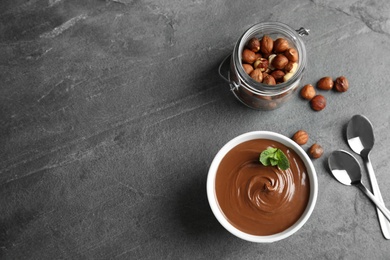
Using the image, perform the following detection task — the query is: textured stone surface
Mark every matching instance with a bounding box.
[1,0,390,259]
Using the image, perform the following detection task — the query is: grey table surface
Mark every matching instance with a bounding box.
[1,0,390,259]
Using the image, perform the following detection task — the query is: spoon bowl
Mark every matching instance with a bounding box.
[328,150,361,186]
[347,114,374,157]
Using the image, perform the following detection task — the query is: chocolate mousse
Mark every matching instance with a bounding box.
[215,139,310,236]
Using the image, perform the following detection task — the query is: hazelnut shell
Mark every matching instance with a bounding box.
[317,77,334,90]
[284,48,298,62]
[263,74,276,85]
[310,95,326,111]
[247,37,260,53]
[309,143,324,159]
[242,49,256,64]
[260,35,273,57]
[271,54,288,70]
[300,84,316,100]
[273,38,289,53]
[242,64,254,75]
[334,76,349,92]
[270,70,285,82]
[292,130,309,145]
[250,68,263,82]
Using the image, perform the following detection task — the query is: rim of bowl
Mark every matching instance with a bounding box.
[206,131,318,243]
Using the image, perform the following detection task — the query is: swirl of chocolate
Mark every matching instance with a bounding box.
[240,161,295,213]
[216,139,310,236]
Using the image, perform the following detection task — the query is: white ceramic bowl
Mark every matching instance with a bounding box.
[207,131,318,243]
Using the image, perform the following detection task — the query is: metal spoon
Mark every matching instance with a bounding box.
[328,150,390,222]
[347,114,390,239]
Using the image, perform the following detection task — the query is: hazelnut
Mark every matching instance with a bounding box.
[263,74,276,85]
[285,63,298,79]
[271,70,285,82]
[267,54,277,70]
[247,37,260,52]
[242,49,256,64]
[242,63,254,75]
[273,38,289,53]
[253,59,261,68]
[260,35,273,57]
[250,68,263,82]
[284,61,294,73]
[272,54,289,70]
[317,77,334,90]
[334,76,349,92]
[310,95,326,111]
[300,84,316,100]
[254,58,269,72]
[283,72,294,82]
[308,143,324,159]
[292,130,309,145]
[284,48,298,62]
[254,53,262,60]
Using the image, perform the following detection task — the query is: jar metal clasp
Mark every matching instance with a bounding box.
[296,27,310,36]
[218,54,240,91]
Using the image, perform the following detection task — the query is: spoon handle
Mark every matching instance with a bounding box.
[365,155,390,239]
[357,182,390,223]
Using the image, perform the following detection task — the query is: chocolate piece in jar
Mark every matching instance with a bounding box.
[215,139,310,236]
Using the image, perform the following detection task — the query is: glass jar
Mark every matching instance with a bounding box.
[219,22,309,110]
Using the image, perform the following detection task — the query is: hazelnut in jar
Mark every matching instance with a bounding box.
[228,22,308,110]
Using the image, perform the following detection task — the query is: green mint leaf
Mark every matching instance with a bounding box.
[259,147,277,166]
[270,158,279,166]
[276,149,290,170]
[259,147,290,170]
